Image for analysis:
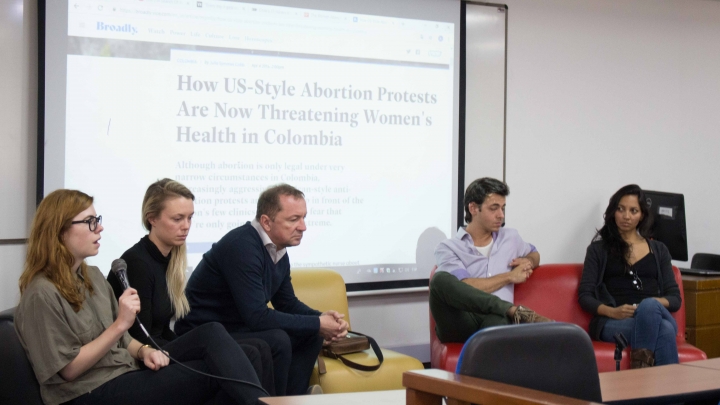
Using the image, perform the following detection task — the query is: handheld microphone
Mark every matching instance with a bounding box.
[111,258,130,290]
[111,258,150,337]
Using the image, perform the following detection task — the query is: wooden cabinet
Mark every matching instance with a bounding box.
[682,275,720,358]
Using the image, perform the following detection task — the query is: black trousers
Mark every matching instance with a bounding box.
[230,329,323,396]
[66,323,265,405]
[234,338,275,396]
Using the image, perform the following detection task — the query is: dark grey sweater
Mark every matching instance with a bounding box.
[175,222,320,336]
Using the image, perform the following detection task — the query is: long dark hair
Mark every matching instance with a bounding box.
[593,184,653,264]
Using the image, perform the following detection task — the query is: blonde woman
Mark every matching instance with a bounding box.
[107,178,274,394]
[107,178,195,346]
[16,189,263,405]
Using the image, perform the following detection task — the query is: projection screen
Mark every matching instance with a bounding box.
[42,0,460,291]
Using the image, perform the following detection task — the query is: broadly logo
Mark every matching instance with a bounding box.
[96,22,138,35]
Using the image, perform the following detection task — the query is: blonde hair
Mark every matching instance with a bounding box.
[142,179,194,318]
[19,189,95,312]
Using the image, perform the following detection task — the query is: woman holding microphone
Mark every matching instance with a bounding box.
[16,189,264,405]
[107,178,274,394]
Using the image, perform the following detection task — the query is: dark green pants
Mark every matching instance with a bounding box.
[430,271,514,343]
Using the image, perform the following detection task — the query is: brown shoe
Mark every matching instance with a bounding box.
[630,348,655,369]
[512,305,554,324]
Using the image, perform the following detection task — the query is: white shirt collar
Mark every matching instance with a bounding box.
[251,219,287,264]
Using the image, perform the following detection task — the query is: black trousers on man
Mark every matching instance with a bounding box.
[231,329,323,396]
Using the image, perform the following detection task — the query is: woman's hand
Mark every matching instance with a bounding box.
[116,288,141,331]
[141,347,170,371]
[597,303,635,320]
[609,304,636,320]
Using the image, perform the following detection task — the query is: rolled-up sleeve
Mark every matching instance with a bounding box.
[434,241,470,280]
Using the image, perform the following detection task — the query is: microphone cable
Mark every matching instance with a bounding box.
[135,317,270,396]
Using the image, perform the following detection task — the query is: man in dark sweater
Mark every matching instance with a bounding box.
[175,184,348,396]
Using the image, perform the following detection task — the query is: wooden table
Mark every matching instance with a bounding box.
[600,362,720,404]
[259,389,404,405]
[683,274,720,358]
[404,369,601,405]
[261,360,720,405]
[684,357,720,370]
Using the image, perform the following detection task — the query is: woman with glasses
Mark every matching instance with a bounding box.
[15,189,265,405]
[107,179,275,395]
[579,184,681,368]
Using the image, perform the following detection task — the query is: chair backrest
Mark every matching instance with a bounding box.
[514,264,593,330]
[289,269,351,329]
[0,307,44,405]
[515,264,688,341]
[691,253,720,271]
[456,322,602,402]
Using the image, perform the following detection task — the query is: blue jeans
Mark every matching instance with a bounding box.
[600,298,679,366]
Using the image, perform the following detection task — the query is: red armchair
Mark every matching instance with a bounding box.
[429,264,706,372]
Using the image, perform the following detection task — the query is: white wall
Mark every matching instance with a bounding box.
[3,0,720,364]
[501,0,720,265]
[348,0,720,361]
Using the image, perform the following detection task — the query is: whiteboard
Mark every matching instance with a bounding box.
[0,0,37,239]
[461,2,507,225]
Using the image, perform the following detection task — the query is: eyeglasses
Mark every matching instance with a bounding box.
[627,267,643,291]
[71,215,102,231]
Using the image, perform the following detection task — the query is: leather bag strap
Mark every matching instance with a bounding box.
[334,331,384,371]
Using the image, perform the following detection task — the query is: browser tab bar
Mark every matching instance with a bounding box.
[67,0,454,66]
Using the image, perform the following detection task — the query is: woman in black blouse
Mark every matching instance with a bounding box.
[108,179,275,394]
[578,184,681,368]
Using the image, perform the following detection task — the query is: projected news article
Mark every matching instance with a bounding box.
[59,0,455,284]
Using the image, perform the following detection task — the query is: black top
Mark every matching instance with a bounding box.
[175,222,320,336]
[107,235,176,346]
[603,252,660,306]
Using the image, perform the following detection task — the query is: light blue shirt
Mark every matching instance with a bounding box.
[434,227,537,302]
